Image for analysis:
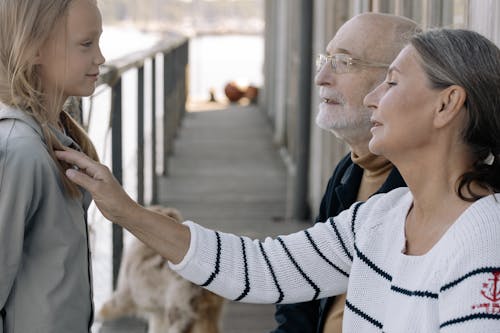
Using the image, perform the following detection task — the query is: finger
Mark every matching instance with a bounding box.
[55,149,102,179]
[65,168,99,192]
[55,148,93,166]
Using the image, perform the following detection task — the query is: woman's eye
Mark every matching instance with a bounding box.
[386,81,397,86]
[81,41,92,47]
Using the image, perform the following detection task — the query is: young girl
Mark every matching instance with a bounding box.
[0,0,104,331]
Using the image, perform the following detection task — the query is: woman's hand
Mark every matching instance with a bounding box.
[57,148,191,263]
[55,148,141,224]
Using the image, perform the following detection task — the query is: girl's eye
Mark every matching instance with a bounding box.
[386,81,397,87]
[81,41,92,47]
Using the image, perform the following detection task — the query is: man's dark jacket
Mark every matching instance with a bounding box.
[272,153,406,333]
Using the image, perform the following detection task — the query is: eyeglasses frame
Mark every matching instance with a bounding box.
[316,53,389,74]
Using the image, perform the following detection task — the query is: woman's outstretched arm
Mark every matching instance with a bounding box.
[56,148,353,303]
[56,148,190,264]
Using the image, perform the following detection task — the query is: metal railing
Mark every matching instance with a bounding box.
[85,34,188,288]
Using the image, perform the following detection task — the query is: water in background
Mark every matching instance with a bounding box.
[88,26,263,332]
[188,34,264,103]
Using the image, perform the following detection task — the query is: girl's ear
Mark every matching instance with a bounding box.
[433,85,466,129]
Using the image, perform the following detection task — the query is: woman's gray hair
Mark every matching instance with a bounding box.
[410,29,500,200]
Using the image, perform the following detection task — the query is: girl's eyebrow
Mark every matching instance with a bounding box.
[77,29,103,38]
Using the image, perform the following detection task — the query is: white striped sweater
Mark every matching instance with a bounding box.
[170,188,500,332]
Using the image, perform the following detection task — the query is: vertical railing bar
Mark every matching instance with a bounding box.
[111,77,123,290]
[151,57,158,204]
[168,51,176,154]
[183,41,189,119]
[162,52,169,176]
[172,48,179,139]
[137,65,145,206]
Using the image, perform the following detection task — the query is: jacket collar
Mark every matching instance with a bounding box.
[335,162,363,211]
[335,158,405,211]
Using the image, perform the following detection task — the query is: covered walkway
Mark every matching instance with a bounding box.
[100,104,306,333]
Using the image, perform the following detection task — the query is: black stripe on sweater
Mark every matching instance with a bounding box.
[329,217,353,261]
[304,230,349,278]
[440,266,500,292]
[354,243,392,281]
[390,285,438,299]
[345,299,383,329]
[234,237,250,301]
[440,313,500,328]
[258,241,284,303]
[277,237,320,300]
[201,231,221,287]
[350,201,363,238]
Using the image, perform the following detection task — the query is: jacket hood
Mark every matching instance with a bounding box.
[0,102,80,149]
[0,102,44,138]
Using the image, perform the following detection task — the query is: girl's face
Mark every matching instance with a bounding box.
[363,46,442,159]
[38,0,105,101]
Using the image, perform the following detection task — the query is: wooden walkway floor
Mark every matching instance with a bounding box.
[100,104,306,333]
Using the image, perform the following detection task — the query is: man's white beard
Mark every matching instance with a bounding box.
[315,107,373,144]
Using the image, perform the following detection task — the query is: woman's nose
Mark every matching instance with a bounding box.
[364,83,382,109]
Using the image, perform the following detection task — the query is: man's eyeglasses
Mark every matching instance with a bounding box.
[315,53,389,74]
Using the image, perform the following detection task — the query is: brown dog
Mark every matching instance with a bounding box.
[97,206,225,333]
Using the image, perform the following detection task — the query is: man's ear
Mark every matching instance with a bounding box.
[433,85,466,128]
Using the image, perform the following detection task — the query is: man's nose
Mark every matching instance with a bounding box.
[314,62,334,86]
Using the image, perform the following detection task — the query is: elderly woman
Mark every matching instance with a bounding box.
[57,28,500,332]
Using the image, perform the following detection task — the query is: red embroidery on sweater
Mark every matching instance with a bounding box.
[472,272,500,314]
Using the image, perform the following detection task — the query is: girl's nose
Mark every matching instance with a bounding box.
[95,47,105,66]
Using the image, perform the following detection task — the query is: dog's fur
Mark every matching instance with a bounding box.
[97,206,225,333]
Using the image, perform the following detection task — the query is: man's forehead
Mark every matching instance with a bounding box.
[326,35,369,58]
[326,20,390,59]
[325,46,351,56]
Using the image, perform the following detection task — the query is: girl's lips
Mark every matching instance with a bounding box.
[86,73,99,80]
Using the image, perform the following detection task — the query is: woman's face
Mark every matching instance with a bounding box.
[364,45,442,159]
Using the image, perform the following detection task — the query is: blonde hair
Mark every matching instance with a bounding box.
[0,0,99,197]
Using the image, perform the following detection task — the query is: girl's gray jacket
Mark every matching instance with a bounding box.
[0,105,93,332]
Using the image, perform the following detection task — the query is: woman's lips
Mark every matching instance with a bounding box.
[370,119,382,131]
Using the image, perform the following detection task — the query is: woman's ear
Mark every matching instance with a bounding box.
[433,85,466,128]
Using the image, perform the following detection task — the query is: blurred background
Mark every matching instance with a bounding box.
[84,1,500,332]
[98,0,264,102]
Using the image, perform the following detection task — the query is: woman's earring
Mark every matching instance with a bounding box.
[484,152,495,166]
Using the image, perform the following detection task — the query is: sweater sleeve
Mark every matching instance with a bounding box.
[438,204,500,332]
[271,157,351,333]
[169,204,362,304]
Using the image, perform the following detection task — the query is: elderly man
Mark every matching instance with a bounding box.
[272,13,418,333]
